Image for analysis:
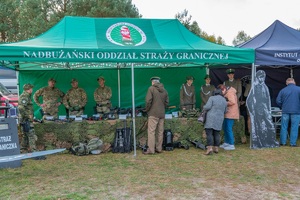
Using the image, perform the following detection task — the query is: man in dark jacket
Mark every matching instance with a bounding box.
[144,77,169,154]
[180,76,195,110]
[276,78,300,147]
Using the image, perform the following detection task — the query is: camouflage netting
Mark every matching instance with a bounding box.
[33,116,246,152]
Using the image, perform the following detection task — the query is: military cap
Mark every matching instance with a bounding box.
[186,76,195,80]
[204,74,211,79]
[256,70,266,77]
[97,76,105,81]
[48,78,56,82]
[150,76,160,81]
[23,83,34,90]
[226,68,235,74]
[71,78,78,83]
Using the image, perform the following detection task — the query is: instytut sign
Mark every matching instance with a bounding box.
[0,118,21,168]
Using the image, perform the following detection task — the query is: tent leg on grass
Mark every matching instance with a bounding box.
[131,63,137,157]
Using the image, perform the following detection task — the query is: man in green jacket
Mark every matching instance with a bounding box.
[144,77,169,154]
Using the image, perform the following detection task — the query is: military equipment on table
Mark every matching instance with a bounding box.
[112,120,133,153]
[187,138,206,150]
[173,141,189,150]
[70,138,103,156]
[102,106,119,120]
[135,106,147,117]
[163,129,174,151]
[115,106,147,118]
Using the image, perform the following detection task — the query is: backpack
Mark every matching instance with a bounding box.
[112,121,133,153]
[70,138,103,156]
[163,129,174,151]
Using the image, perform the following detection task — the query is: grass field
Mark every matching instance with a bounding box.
[1,143,300,200]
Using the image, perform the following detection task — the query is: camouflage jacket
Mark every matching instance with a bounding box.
[63,87,87,109]
[33,86,64,107]
[18,91,33,122]
[94,86,112,104]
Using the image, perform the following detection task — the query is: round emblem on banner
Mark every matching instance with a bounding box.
[106,22,146,46]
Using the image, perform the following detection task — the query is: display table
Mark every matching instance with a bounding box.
[33,116,246,151]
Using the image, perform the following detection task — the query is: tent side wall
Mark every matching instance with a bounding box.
[19,67,206,118]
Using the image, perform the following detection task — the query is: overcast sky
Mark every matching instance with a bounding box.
[131,0,300,45]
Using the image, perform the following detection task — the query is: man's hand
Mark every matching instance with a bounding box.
[74,106,80,111]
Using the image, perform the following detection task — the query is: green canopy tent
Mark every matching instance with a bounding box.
[0,16,254,156]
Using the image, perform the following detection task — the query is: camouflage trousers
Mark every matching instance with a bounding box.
[69,109,84,116]
[43,105,59,119]
[96,106,110,114]
[21,128,38,152]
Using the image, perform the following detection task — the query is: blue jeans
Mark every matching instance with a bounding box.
[280,114,300,146]
[223,118,235,145]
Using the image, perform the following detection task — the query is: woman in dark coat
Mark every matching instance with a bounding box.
[203,89,227,155]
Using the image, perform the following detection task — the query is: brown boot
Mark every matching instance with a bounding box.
[213,146,219,154]
[204,146,213,155]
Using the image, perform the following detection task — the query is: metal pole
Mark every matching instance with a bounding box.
[16,71,19,96]
[131,63,137,157]
[118,66,121,107]
[249,63,256,149]
[251,63,256,89]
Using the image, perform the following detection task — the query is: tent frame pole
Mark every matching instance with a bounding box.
[249,63,256,149]
[118,66,121,107]
[131,63,137,157]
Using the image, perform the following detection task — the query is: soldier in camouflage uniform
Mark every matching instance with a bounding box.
[63,78,87,116]
[18,84,37,152]
[180,76,196,110]
[94,76,112,117]
[33,78,64,119]
[200,74,215,109]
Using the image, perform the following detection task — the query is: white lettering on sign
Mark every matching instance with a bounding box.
[274,52,298,58]
[23,51,229,61]
[0,143,17,150]
[0,136,11,143]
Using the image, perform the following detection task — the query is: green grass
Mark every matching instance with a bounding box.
[1,144,300,199]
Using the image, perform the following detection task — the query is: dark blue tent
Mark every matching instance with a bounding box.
[238,20,300,66]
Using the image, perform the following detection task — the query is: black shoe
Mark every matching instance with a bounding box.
[280,144,286,146]
[290,145,298,147]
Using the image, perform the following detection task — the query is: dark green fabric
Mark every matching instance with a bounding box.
[19,67,207,118]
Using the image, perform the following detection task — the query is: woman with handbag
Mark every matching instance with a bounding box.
[202,88,227,155]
